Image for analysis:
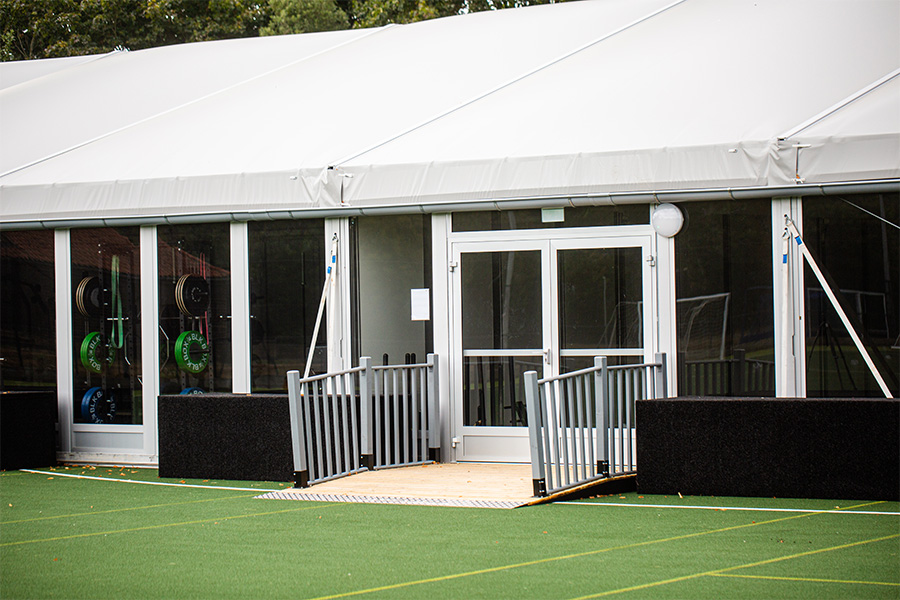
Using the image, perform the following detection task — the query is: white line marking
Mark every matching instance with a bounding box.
[557,501,900,516]
[20,469,282,493]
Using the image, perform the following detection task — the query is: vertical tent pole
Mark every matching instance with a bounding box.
[785,218,892,398]
[781,226,792,395]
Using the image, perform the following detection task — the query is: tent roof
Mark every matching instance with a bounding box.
[1,0,898,228]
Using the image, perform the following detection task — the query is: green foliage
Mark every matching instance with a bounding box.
[0,0,568,61]
[261,0,349,35]
[0,0,267,61]
[349,0,459,28]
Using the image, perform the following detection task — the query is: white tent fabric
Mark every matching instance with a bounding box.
[1,0,898,227]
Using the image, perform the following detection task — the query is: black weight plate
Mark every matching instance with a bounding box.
[176,274,209,316]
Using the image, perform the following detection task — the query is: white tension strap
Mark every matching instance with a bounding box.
[783,217,893,398]
[303,234,339,379]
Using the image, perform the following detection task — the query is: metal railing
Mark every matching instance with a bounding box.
[524,354,667,497]
[680,350,775,396]
[287,354,440,488]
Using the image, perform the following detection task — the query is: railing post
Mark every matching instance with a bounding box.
[287,370,310,488]
[654,353,668,398]
[359,356,374,470]
[524,370,547,497]
[594,356,609,477]
[427,353,441,463]
[732,349,745,396]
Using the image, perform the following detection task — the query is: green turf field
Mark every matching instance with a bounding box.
[1,466,898,599]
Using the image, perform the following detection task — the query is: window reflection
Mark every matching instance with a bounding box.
[452,205,647,232]
[248,220,325,391]
[1,230,56,391]
[803,193,899,397]
[675,201,775,396]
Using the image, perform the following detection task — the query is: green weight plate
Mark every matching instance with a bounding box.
[175,330,210,374]
[80,332,115,374]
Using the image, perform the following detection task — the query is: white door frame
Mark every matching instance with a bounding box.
[448,225,658,462]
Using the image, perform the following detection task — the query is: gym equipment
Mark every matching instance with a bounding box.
[180,387,205,395]
[175,274,209,316]
[80,332,114,374]
[174,330,210,374]
[74,276,103,317]
[81,387,116,424]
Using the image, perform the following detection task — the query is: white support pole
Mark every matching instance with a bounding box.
[54,229,73,456]
[140,226,160,461]
[230,221,251,393]
[780,226,792,396]
[785,218,893,398]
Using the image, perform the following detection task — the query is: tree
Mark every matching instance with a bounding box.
[260,0,349,36]
[1,0,81,61]
[1,0,267,61]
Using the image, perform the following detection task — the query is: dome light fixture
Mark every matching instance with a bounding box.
[651,203,684,238]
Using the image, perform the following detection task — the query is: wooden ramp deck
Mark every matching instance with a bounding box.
[255,463,637,509]
[257,463,536,509]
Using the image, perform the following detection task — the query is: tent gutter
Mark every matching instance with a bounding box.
[1,179,897,231]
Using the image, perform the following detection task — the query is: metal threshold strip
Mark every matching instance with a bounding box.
[255,490,525,509]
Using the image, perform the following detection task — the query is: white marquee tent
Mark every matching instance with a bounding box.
[1,0,898,228]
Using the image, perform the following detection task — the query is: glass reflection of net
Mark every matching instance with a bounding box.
[676,293,730,362]
[597,301,643,349]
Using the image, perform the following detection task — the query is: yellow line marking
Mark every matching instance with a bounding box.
[2,493,259,525]
[1,503,341,547]
[709,572,900,587]
[572,533,900,598]
[308,500,885,600]
[311,501,887,600]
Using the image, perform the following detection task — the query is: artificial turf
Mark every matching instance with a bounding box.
[1,466,897,599]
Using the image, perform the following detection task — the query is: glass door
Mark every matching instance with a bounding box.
[452,233,653,462]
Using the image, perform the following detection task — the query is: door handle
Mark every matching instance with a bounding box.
[543,349,551,365]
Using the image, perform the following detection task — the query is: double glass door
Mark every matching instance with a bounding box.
[452,232,654,462]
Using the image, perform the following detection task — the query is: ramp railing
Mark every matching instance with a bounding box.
[287,354,440,488]
[524,354,667,497]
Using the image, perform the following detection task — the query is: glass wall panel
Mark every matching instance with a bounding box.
[248,219,325,391]
[158,224,231,395]
[462,356,536,427]
[803,193,899,397]
[461,250,542,427]
[559,247,643,350]
[462,251,542,350]
[353,215,432,366]
[675,200,775,396]
[452,205,648,232]
[1,230,56,391]
[71,228,142,423]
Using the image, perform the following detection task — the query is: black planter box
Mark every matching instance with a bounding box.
[158,394,292,482]
[636,397,899,501]
[1,391,58,470]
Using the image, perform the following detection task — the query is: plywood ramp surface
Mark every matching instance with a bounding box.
[279,463,534,502]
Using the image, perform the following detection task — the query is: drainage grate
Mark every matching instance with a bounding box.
[256,490,524,509]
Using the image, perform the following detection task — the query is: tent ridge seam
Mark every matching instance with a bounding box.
[329,0,689,168]
[778,68,900,141]
[0,27,391,181]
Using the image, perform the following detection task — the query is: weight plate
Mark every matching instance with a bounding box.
[75,276,103,317]
[180,387,205,395]
[81,387,116,424]
[175,274,209,316]
[80,332,115,374]
[174,330,210,374]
